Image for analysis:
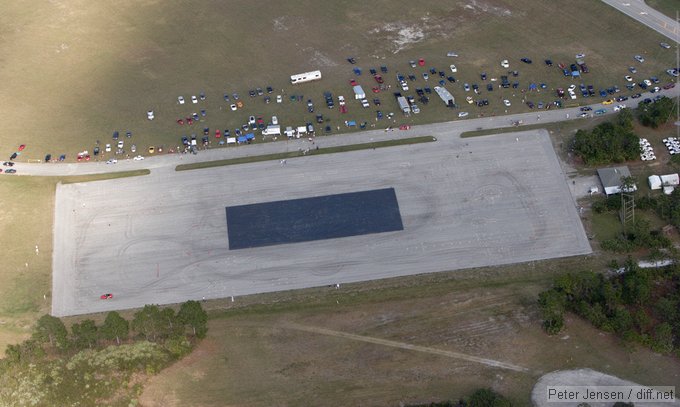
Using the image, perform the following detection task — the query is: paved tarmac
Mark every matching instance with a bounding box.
[52,129,591,316]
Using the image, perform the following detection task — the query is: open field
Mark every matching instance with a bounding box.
[139,261,680,407]
[52,129,591,316]
[0,0,676,163]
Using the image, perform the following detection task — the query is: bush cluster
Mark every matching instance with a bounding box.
[0,300,207,406]
[538,261,680,355]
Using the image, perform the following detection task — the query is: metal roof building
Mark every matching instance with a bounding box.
[597,166,637,196]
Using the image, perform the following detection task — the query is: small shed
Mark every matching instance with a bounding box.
[597,166,636,196]
[648,175,662,190]
[660,173,680,186]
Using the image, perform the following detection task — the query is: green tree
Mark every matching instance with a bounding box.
[177,300,208,338]
[637,96,675,128]
[622,266,652,306]
[159,307,183,338]
[33,314,69,350]
[71,319,98,349]
[100,311,129,345]
[538,290,566,334]
[572,117,640,164]
[653,322,675,354]
[4,339,45,364]
[132,305,163,341]
[468,388,512,406]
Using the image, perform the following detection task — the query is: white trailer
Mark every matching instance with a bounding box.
[290,70,322,85]
[397,96,410,114]
[262,125,281,136]
[353,85,365,100]
[297,126,307,136]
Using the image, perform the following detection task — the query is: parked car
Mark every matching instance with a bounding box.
[520,57,532,64]
[634,55,645,63]
[178,96,185,104]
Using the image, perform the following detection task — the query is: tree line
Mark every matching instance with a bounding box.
[538,260,679,355]
[0,301,208,406]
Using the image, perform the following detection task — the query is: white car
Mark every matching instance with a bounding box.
[503,99,511,107]
[458,111,469,118]
[272,116,278,125]
[614,104,626,111]
[106,159,117,164]
[230,104,237,111]
[661,42,671,49]
[634,55,645,63]
[449,64,457,73]
[568,84,576,91]
[466,96,474,104]
[105,144,111,152]
[191,95,198,104]
[361,99,370,108]
[117,140,124,149]
[569,90,577,100]
[643,79,652,87]
[146,110,154,120]
[131,144,136,153]
[133,155,144,161]
[411,104,420,114]
[624,75,633,82]
[276,95,282,103]
[248,115,256,125]
[178,96,185,105]
[338,95,346,106]
[500,60,509,68]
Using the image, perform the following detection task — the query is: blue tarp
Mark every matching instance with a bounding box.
[245,133,254,140]
[237,135,247,143]
[571,71,580,77]
[528,83,537,90]
[347,120,357,127]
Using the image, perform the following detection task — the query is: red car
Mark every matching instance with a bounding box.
[177,118,185,125]
[372,87,380,93]
[100,293,113,300]
[399,124,411,130]
[350,79,358,86]
[339,105,347,113]
[374,74,384,84]
[18,144,26,151]
[186,117,194,125]
[418,58,425,66]
[215,129,221,138]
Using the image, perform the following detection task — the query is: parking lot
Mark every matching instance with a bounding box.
[52,128,592,316]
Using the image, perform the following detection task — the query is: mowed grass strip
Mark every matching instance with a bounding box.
[175,136,435,171]
[645,0,680,19]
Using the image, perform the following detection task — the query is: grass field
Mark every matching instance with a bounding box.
[0,0,676,163]
[138,259,680,407]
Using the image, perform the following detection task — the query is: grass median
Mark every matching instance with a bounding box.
[175,136,436,171]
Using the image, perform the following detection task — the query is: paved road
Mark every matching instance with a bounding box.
[9,86,680,178]
[601,0,680,41]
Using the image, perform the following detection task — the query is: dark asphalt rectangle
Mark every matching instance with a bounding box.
[226,188,403,249]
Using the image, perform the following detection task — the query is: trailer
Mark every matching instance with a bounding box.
[353,85,365,100]
[396,96,410,114]
[290,70,322,85]
[434,86,455,107]
[262,125,281,136]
